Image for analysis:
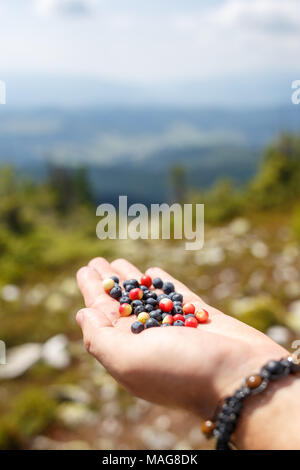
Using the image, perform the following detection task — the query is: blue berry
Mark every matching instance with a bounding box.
[110,285,122,299]
[131,321,144,334]
[173,305,183,315]
[172,293,183,302]
[134,305,145,315]
[173,301,183,307]
[174,320,184,326]
[152,277,163,289]
[128,279,139,288]
[162,282,175,294]
[145,318,160,328]
[184,313,195,319]
[110,276,119,284]
[142,290,150,299]
[149,310,162,322]
[140,285,148,292]
[157,294,169,302]
[144,304,153,313]
[161,323,171,327]
[131,300,143,309]
[145,298,158,307]
[125,284,135,292]
[120,296,131,304]
[145,291,157,300]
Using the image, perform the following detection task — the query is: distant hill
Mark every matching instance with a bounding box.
[0,105,299,202]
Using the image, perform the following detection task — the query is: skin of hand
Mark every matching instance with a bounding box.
[76,258,289,424]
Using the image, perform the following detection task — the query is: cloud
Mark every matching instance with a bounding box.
[214,0,300,34]
[171,0,300,36]
[35,0,95,17]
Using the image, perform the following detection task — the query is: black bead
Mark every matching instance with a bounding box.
[234,387,251,400]
[152,277,163,289]
[284,357,300,373]
[224,398,243,414]
[218,412,237,425]
[263,360,286,379]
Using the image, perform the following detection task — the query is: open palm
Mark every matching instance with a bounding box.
[76,257,287,418]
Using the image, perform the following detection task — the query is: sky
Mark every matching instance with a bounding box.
[1,0,300,106]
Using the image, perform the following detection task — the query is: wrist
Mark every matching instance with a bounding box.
[205,353,300,450]
[233,373,300,449]
[213,343,288,410]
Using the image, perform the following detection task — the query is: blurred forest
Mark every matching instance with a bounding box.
[1,133,300,450]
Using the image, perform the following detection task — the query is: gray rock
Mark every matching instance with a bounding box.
[0,343,42,379]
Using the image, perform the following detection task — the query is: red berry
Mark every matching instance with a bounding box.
[195,309,209,324]
[185,316,198,328]
[119,303,132,317]
[162,314,174,325]
[182,303,195,315]
[173,313,185,323]
[140,275,152,288]
[159,298,173,312]
[129,288,143,301]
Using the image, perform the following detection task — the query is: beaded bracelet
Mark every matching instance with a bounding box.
[201,356,300,450]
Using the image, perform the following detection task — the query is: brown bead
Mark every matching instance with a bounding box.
[201,419,215,436]
[246,374,263,389]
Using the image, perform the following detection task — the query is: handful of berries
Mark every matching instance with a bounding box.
[102,275,209,334]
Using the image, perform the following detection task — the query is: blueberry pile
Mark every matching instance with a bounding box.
[103,274,210,334]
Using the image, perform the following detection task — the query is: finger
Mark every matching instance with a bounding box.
[76,308,128,364]
[111,258,143,284]
[88,257,119,281]
[77,266,104,307]
[76,307,111,328]
[145,266,199,303]
[77,266,119,324]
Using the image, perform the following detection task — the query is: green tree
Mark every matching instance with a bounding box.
[248,134,300,209]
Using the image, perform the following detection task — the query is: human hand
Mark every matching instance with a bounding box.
[76,257,287,419]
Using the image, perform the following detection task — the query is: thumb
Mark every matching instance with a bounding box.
[76,308,128,367]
